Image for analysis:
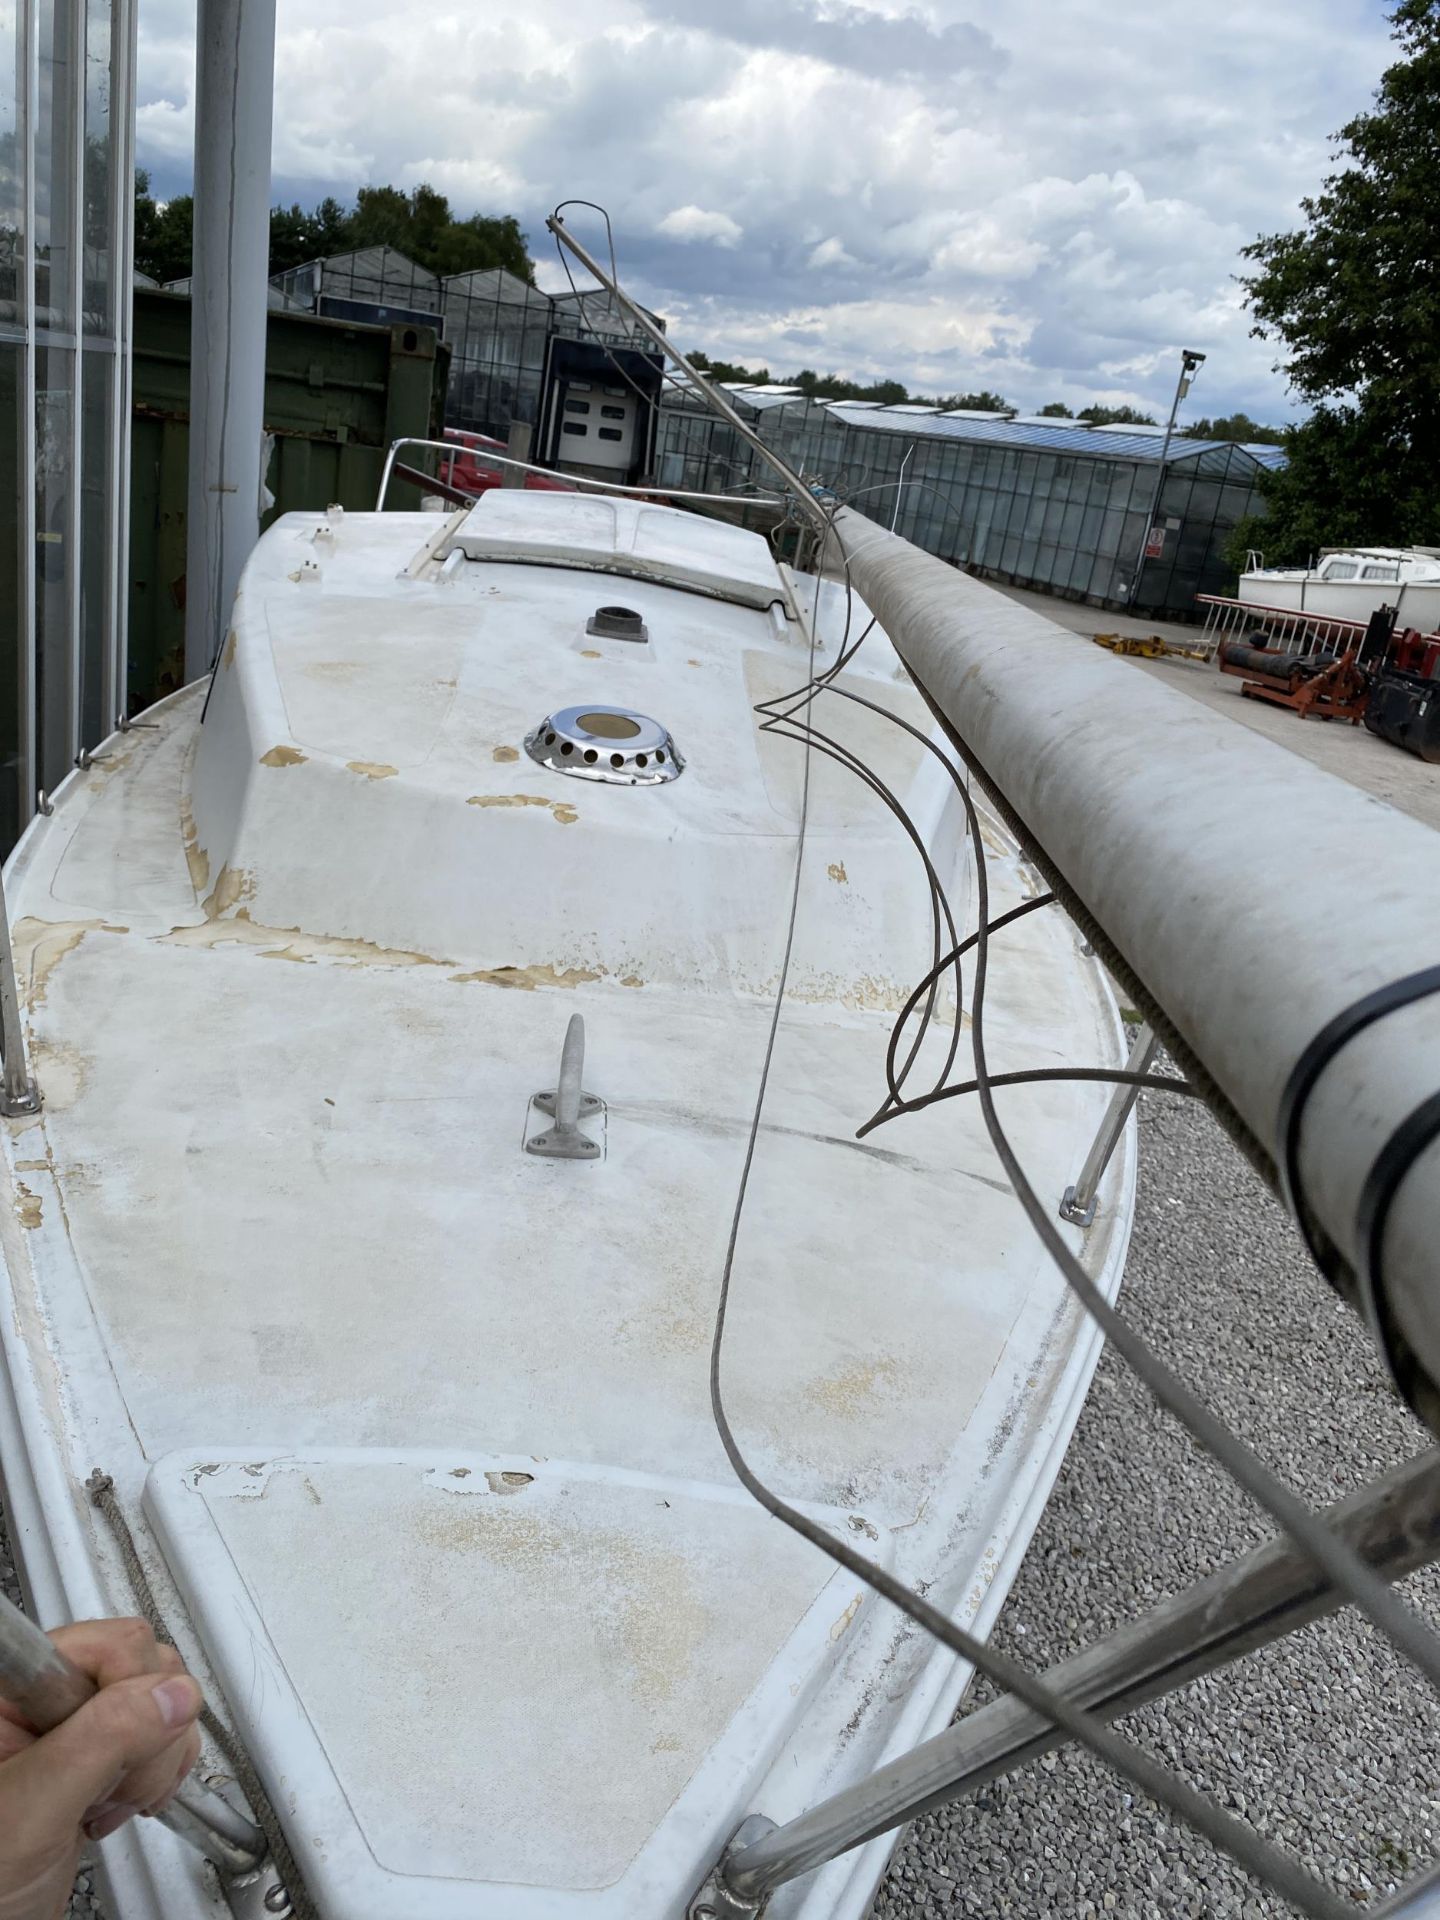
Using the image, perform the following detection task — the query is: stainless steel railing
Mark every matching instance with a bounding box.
[375,436,787,516]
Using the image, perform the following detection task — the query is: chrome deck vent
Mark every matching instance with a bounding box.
[524,705,683,786]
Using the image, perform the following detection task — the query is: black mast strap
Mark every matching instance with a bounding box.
[1276,963,1440,1308]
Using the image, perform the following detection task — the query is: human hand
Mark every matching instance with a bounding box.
[0,1617,203,1920]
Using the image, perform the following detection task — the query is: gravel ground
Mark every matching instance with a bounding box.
[3,1087,1438,1919]
[870,1082,1440,1918]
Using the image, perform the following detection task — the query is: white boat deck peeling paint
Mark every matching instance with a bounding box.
[0,495,1134,1920]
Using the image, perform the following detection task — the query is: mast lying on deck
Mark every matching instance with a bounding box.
[832,506,1440,1435]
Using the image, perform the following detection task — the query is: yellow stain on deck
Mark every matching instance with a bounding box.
[829,1593,863,1641]
[202,866,255,920]
[467,794,579,825]
[805,1354,902,1419]
[11,920,122,1011]
[179,797,210,896]
[449,963,602,991]
[13,1182,41,1229]
[491,746,520,763]
[160,916,448,971]
[259,745,308,768]
[345,761,398,780]
[827,861,848,884]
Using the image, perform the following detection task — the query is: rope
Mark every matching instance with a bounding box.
[85,1471,320,1920]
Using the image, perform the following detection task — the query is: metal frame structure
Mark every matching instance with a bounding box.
[0,0,132,849]
[700,1451,1440,1914]
[1196,592,1412,665]
[0,851,39,1114]
[1059,1023,1156,1227]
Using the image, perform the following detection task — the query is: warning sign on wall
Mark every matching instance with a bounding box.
[1144,525,1166,559]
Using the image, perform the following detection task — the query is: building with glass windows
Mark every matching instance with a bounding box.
[271,255,666,483]
[0,0,135,844]
[656,395,1284,618]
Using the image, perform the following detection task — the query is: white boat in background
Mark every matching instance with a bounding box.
[1239,546,1440,630]
[0,488,1136,1919]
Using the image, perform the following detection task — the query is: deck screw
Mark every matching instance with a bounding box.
[263,1885,291,1913]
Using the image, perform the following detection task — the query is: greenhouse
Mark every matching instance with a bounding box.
[655,395,1284,616]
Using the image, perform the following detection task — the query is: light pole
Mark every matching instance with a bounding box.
[1125,348,1205,608]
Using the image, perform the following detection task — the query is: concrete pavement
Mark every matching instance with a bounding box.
[992,581,1440,832]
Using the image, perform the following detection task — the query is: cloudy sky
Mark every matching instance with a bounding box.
[135,0,1395,423]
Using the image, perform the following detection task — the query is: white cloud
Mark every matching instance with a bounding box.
[657,205,744,248]
[135,0,1399,421]
[807,237,857,271]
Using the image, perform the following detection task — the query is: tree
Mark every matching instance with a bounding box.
[1182,412,1286,446]
[133,173,195,282]
[1077,403,1156,427]
[133,174,537,287]
[429,212,533,281]
[690,352,773,385]
[1038,401,1074,417]
[925,389,1010,411]
[344,184,535,280]
[1237,1,1440,560]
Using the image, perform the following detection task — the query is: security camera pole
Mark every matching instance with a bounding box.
[1126,348,1206,608]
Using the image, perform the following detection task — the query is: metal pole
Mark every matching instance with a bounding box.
[715,1450,1440,1910]
[0,1588,266,1874]
[0,862,39,1115]
[183,0,276,682]
[890,445,915,533]
[1125,349,1204,608]
[502,420,532,487]
[544,217,826,528]
[1059,1023,1156,1226]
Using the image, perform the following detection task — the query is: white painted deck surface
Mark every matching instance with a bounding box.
[0,496,1134,1920]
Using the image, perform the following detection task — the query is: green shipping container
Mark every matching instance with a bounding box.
[127,288,447,710]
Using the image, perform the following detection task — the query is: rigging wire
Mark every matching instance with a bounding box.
[549,201,729,427]
[714,626,1354,1920]
[549,208,1440,1909]
[841,474,972,554]
[705,532,1440,1917]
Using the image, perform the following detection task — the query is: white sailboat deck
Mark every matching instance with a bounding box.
[0,495,1133,1919]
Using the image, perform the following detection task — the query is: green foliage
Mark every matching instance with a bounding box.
[1223,406,1439,572]
[133,171,194,282]
[1238,2,1440,562]
[1076,403,1156,427]
[344,185,534,280]
[919,389,1010,411]
[790,366,907,403]
[1181,413,1286,445]
[689,351,773,385]
[133,173,535,286]
[1038,401,1074,417]
[687,357,1000,408]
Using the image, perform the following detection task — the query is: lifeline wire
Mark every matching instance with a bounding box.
[709,551,1440,1918]
[714,639,1355,1920]
[540,210,1440,1897]
[822,511,1440,1693]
